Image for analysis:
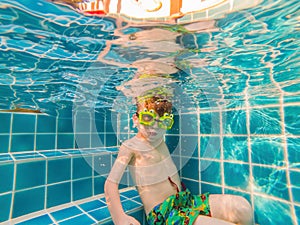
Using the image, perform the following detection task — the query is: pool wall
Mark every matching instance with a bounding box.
[0,104,299,224]
[0,110,122,223]
[178,105,299,225]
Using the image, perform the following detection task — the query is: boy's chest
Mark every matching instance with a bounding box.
[132,145,169,166]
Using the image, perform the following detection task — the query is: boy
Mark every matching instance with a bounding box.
[104,95,253,225]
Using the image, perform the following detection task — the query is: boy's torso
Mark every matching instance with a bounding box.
[123,136,181,214]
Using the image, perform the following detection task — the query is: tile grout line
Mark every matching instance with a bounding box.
[8,114,13,153]
[219,108,225,194]
[9,162,17,221]
[265,42,297,224]
[34,114,37,152]
[279,88,297,225]
[197,107,201,194]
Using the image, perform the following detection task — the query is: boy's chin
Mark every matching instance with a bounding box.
[145,133,165,143]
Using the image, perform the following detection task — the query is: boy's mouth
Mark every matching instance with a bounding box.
[148,131,158,136]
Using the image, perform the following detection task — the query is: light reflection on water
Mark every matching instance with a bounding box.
[0,0,298,115]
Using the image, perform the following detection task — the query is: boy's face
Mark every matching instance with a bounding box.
[134,108,168,143]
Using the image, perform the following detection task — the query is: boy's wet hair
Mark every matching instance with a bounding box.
[136,96,172,117]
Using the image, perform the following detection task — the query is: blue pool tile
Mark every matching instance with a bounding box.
[73,156,92,179]
[170,114,179,134]
[222,110,247,134]
[251,137,284,166]
[253,166,289,201]
[74,113,91,133]
[121,189,139,199]
[249,94,280,106]
[254,195,293,225]
[165,135,179,154]
[0,135,9,154]
[131,195,142,204]
[37,115,56,133]
[250,107,282,134]
[105,147,118,152]
[295,205,300,224]
[59,214,96,225]
[223,137,248,162]
[290,170,300,203]
[94,154,111,175]
[47,182,71,208]
[200,137,220,159]
[88,207,111,222]
[12,114,36,133]
[74,134,91,148]
[287,138,300,169]
[284,105,300,135]
[180,114,198,135]
[95,118,105,133]
[105,113,114,133]
[0,193,12,222]
[0,113,11,134]
[13,187,45,218]
[94,176,105,195]
[12,152,44,160]
[0,153,13,162]
[57,118,73,133]
[79,200,106,212]
[105,133,117,147]
[128,210,144,224]
[224,162,249,190]
[16,214,53,225]
[40,150,67,157]
[73,178,92,201]
[61,149,82,155]
[36,134,56,151]
[11,134,35,152]
[91,133,104,148]
[200,160,221,184]
[121,199,141,211]
[182,158,199,180]
[0,163,14,193]
[57,134,74,149]
[16,161,46,190]
[200,182,222,194]
[181,178,199,194]
[48,158,71,184]
[200,112,220,134]
[51,206,82,222]
[180,136,198,158]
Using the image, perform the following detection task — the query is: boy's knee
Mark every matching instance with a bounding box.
[234,196,253,225]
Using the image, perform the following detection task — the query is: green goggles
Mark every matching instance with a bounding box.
[137,109,174,130]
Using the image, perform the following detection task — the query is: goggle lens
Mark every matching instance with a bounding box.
[138,110,174,130]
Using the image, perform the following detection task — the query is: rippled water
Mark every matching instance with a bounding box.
[0,0,299,116]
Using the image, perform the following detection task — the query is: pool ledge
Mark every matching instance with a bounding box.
[3,187,143,225]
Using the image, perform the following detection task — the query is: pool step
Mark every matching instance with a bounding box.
[5,188,144,225]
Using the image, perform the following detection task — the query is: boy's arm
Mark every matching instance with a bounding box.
[104,145,140,225]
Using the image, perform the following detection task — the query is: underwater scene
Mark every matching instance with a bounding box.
[0,0,299,224]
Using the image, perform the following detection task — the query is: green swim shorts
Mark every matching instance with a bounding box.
[146,191,211,225]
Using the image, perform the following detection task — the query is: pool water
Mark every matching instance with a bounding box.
[0,0,299,224]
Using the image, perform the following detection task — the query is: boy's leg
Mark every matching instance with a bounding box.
[194,215,236,225]
[209,194,254,225]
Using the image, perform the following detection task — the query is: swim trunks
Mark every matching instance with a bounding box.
[146,191,211,225]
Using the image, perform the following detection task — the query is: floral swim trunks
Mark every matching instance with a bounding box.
[146,190,211,225]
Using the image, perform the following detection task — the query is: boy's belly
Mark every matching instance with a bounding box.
[137,174,181,214]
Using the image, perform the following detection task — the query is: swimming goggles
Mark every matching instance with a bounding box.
[137,109,174,130]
